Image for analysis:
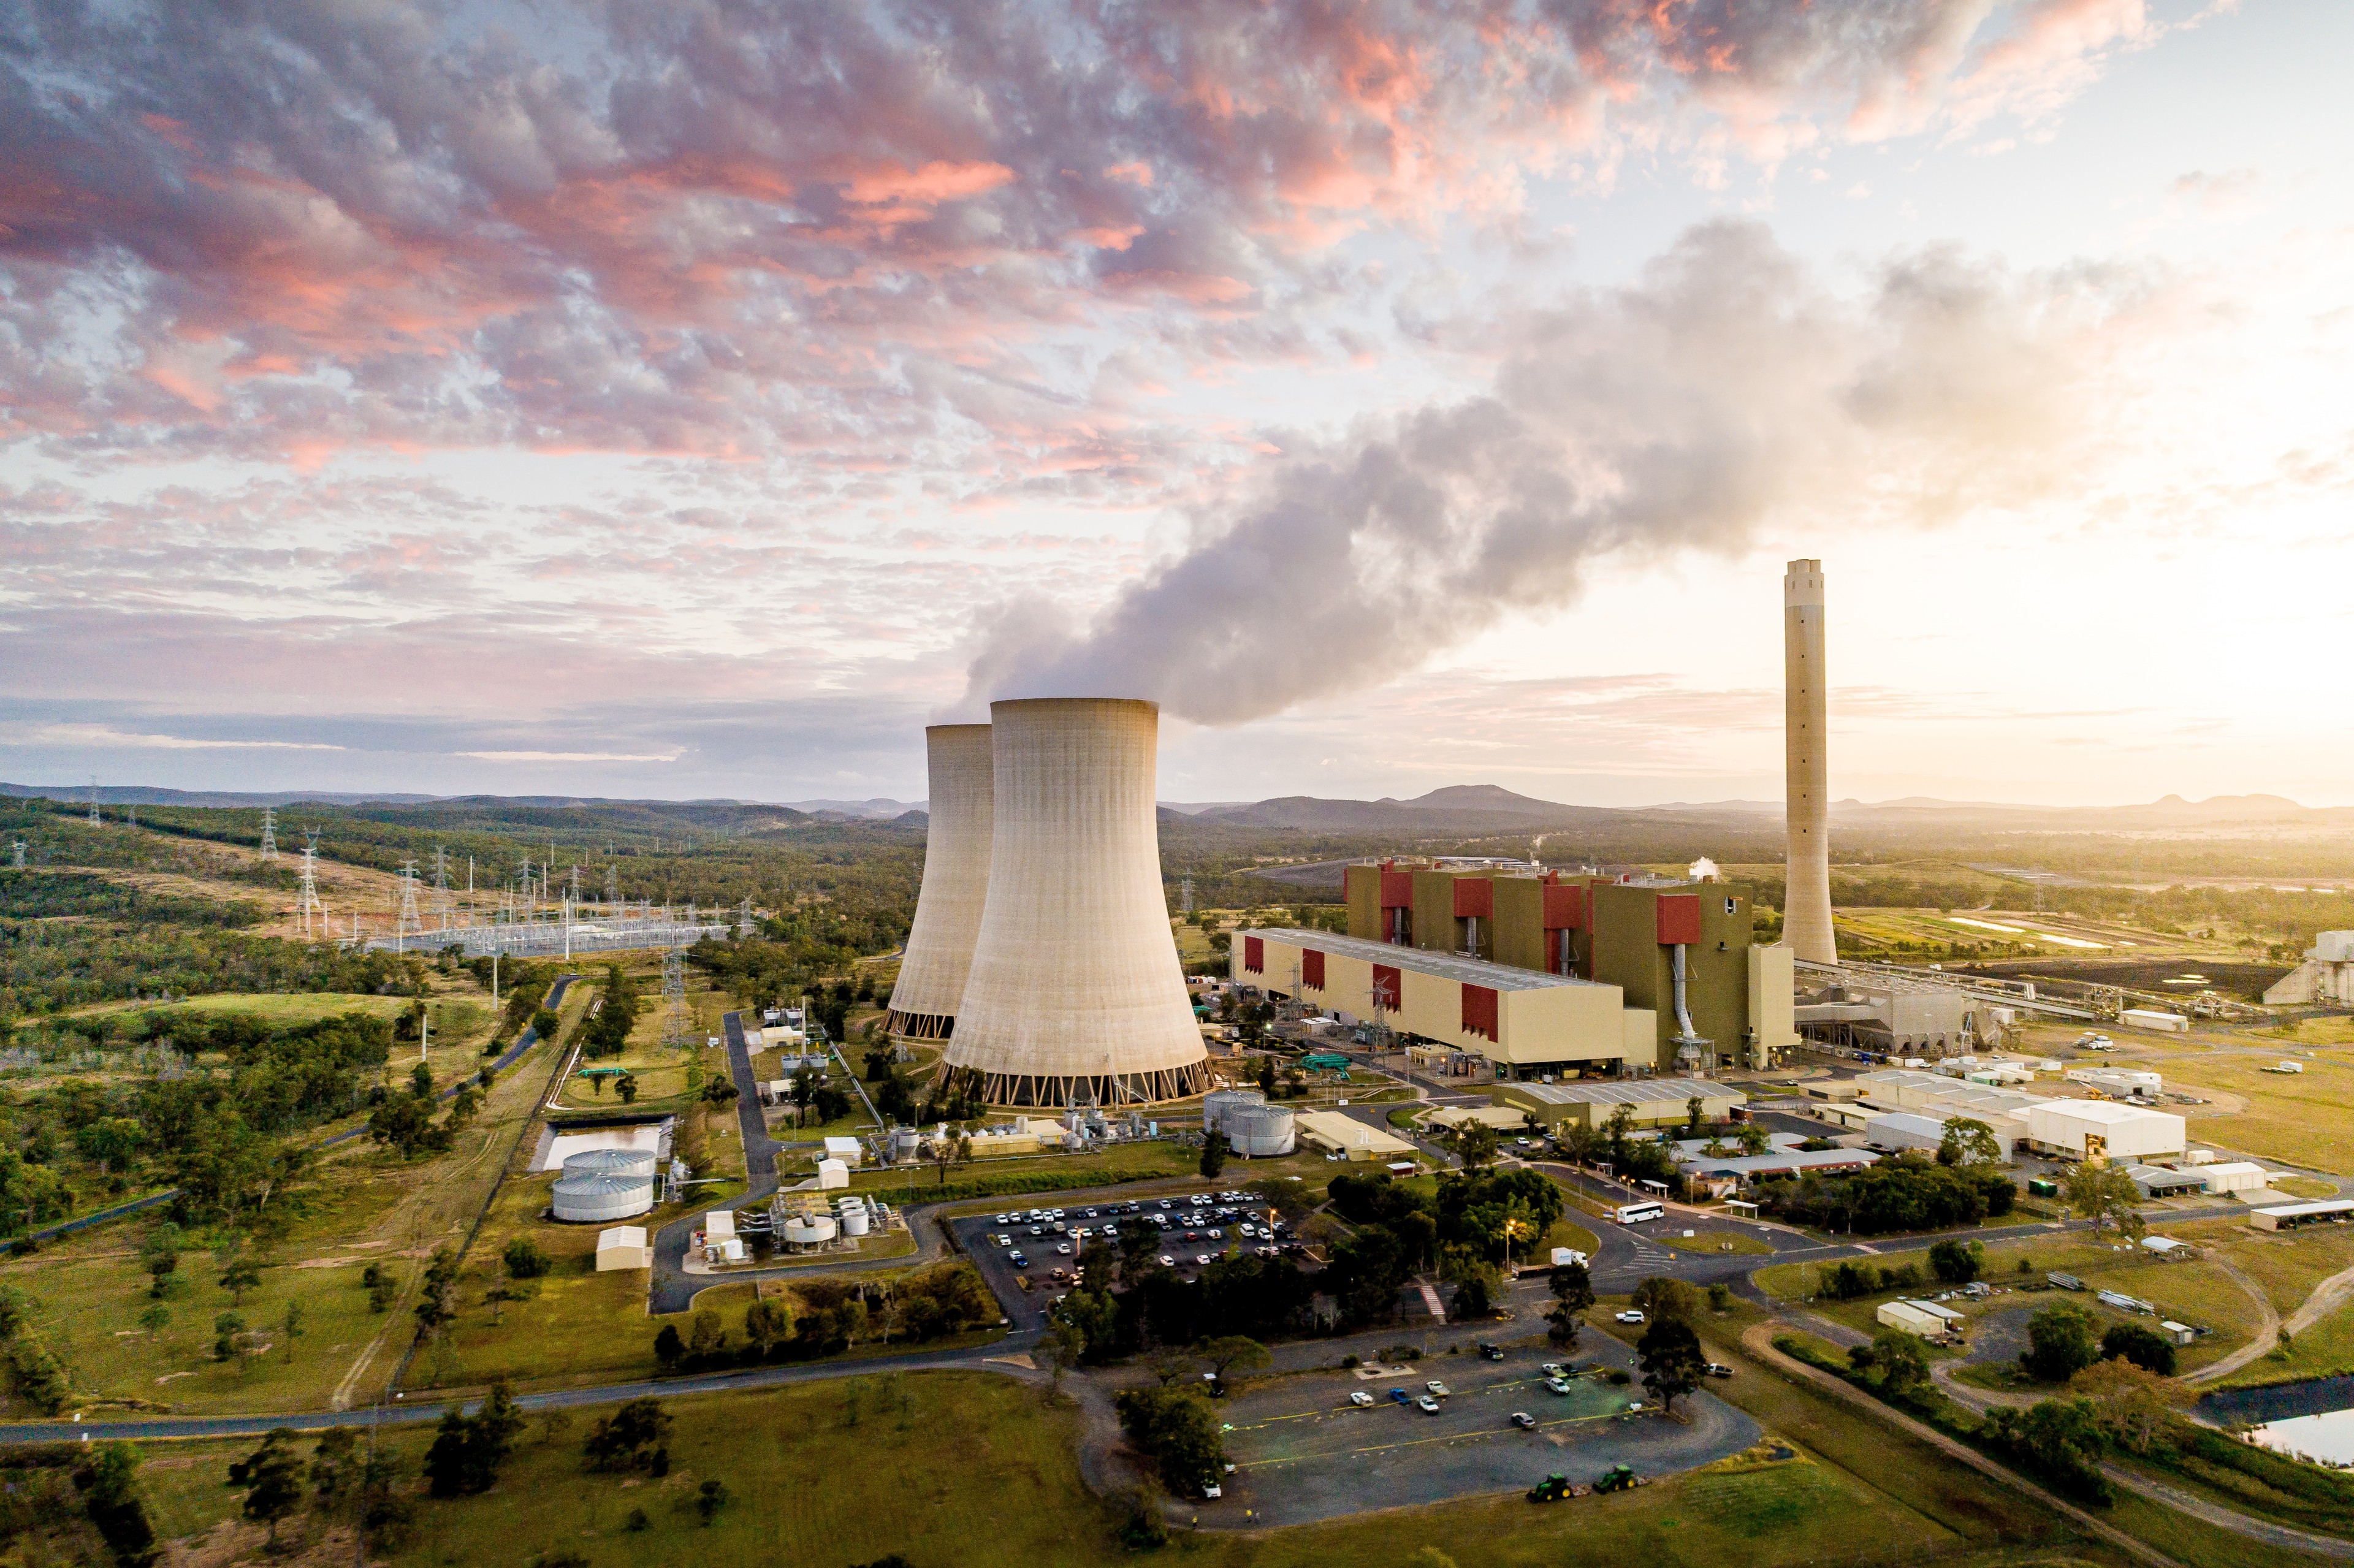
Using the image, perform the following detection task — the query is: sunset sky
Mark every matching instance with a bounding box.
[4,1,2348,807]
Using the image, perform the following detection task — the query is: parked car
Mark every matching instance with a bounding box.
[1194,1254,1211,1266]
[1425,1380,1450,1397]
[1544,1377,1572,1396]
[1055,1243,1072,1255]
[1349,1391,1376,1407]
[1704,1363,1734,1379]
[1615,1309,1647,1324]
[1539,1363,1564,1378]
[1510,1412,1536,1429]
[1157,1254,1176,1268]
[1008,1251,1029,1267]
[1388,1388,1414,1405]
[1416,1395,1442,1415]
[1478,1343,1506,1361]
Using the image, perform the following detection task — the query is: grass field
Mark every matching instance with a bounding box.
[0,992,579,1418]
[2172,1216,2354,1384]
[2153,1052,2354,1170]
[1753,1235,2266,1374]
[1659,1230,1775,1256]
[552,965,731,1111]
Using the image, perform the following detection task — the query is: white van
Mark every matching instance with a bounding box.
[1613,1201,1666,1225]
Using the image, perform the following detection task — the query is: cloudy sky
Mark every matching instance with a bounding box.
[4,0,2348,807]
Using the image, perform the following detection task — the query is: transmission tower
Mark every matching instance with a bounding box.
[660,948,691,1048]
[605,864,619,916]
[737,897,752,937]
[10,841,23,870]
[396,860,423,936]
[1180,873,1194,915]
[88,775,100,826]
[259,805,278,862]
[296,833,322,940]
[430,845,452,928]
[125,804,136,829]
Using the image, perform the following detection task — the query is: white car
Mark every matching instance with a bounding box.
[1157,1254,1176,1268]
[1425,1380,1450,1397]
[1194,1254,1211,1266]
[1545,1377,1572,1396]
[1615,1309,1647,1324]
[1349,1391,1375,1407]
[993,1235,1011,1247]
[1208,1228,1223,1239]
[1539,1363,1564,1378]
[1056,1244,1072,1255]
[1416,1395,1442,1415]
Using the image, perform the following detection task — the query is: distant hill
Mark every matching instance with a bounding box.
[1192,785,1650,834]
[0,782,440,808]
[779,797,924,819]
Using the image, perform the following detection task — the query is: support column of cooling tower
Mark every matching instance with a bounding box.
[946,698,1209,1107]
[886,725,994,1044]
[1783,558,1837,964]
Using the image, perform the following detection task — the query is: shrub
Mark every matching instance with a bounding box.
[2100,1324,2177,1377]
[2022,1303,2101,1383]
[503,1238,553,1280]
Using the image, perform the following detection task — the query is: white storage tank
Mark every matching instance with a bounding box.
[1225,1103,1297,1157]
[563,1147,658,1179]
[782,1214,839,1248]
[552,1171,654,1223]
[1203,1088,1268,1136]
[840,1205,872,1238]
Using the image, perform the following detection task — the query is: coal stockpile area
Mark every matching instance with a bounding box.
[1959,959,2293,1002]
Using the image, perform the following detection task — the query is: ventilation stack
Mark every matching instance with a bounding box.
[1783,558,1837,964]
[885,723,995,1043]
[945,698,1209,1106]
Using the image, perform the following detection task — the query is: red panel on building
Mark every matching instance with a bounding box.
[1244,935,1265,973]
[1371,965,1402,1011]
[1656,894,1702,946]
[1302,948,1325,990]
[1453,878,1493,919]
[1542,883,1584,931]
[1379,870,1414,908]
[1461,984,1499,1041]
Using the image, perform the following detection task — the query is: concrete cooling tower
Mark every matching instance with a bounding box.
[886,724,994,1042]
[945,698,1209,1106]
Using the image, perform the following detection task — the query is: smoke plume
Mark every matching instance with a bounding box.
[964,219,2105,723]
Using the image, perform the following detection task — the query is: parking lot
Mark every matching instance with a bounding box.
[948,1186,1292,1333]
[1208,1332,1760,1528]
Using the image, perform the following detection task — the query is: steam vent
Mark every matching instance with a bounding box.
[942,698,1209,1106]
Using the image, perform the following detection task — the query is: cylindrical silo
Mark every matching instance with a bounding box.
[1227,1103,1296,1157]
[1203,1088,1267,1137]
[551,1171,654,1223]
[887,724,995,1042]
[840,1205,871,1238]
[945,698,1209,1106]
[562,1147,657,1179]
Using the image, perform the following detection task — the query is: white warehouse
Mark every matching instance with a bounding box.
[2024,1100,2186,1162]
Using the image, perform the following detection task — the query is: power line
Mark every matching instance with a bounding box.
[259,805,278,862]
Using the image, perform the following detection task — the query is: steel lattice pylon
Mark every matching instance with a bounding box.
[660,948,691,1048]
[259,806,278,862]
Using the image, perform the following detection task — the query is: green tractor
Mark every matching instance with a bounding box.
[1594,1464,1640,1494]
[1526,1473,1572,1504]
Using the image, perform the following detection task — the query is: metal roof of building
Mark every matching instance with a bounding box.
[1675,1147,1880,1177]
[1247,929,1608,992]
[2252,1199,2354,1219]
[1502,1078,1748,1108]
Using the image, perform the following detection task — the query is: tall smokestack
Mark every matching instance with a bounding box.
[1783,559,1836,964]
[947,698,1209,1106]
[885,724,994,1043]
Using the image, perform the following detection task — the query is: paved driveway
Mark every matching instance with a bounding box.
[1208,1329,1758,1527]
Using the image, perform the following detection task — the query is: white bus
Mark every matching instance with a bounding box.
[1612,1201,1666,1225]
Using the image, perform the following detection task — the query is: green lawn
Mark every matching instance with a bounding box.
[1659,1230,1774,1256]
[2172,1217,2354,1385]
[2158,1052,2354,1171]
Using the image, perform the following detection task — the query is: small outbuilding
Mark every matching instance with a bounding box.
[595,1226,653,1271]
[823,1136,863,1168]
[2197,1161,2270,1194]
[2128,1165,2206,1198]
[1876,1300,1960,1341]
[815,1157,851,1189]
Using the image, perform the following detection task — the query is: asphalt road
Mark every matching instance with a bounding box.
[1213,1325,1757,1527]
[647,1008,783,1313]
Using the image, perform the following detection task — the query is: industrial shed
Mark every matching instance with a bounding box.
[2196,1161,2271,1194]
[2128,1165,2206,1198]
[1877,1300,1962,1341]
[2023,1100,2187,1162]
[1296,1111,1415,1162]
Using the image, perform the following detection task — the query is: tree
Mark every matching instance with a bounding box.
[1546,1259,1594,1348]
[2100,1323,2178,1377]
[696,1477,732,1526]
[423,1382,523,1497]
[80,1441,157,1568]
[616,1071,639,1105]
[1440,1247,1499,1318]
[2010,1396,2111,1499]
[1928,1239,1983,1285]
[2022,1301,2103,1383]
[1146,1346,1197,1387]
[140,1226,181,1298]
[2071,1357,2177,1453]
[1937,1118,2004,1170]
[586,1399,674,1472]
[409,1060,435,1098]
[413,1246,460,1336]
[2065,1160,2145,1241]
[138,1302,170,1341]
[1637,1317,1705,1415]
[218,1257,262,1307]
[1114,1386,1225,1492]
[1198,1334,1270,1383]
[503,1236,552,1279]
[1632,1276,1701,1328]
[212,1311,248,1362]
[1457,1124,1500,1172]
[310,1428,360,1513]
[653,1322,686,1367]
[744,1295,794,1353]
[1685,1095,1704,1136]
[233,1429,306,1547]
[1854,1328,1930,1398]
[1200,1129,1229,1179]
[280,1299,304,1363]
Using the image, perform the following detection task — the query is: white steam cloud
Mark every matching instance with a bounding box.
[964,219,2117,723]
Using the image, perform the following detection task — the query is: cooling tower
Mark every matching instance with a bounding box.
[885,723,994,1042]
[945,698,1209,1106]
[1783,559,1838,964]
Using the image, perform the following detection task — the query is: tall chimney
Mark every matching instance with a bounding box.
[1783,559,1837,964]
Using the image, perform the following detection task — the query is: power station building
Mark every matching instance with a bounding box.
[1242,864,1797,1078]
[920,698,1209,1106]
